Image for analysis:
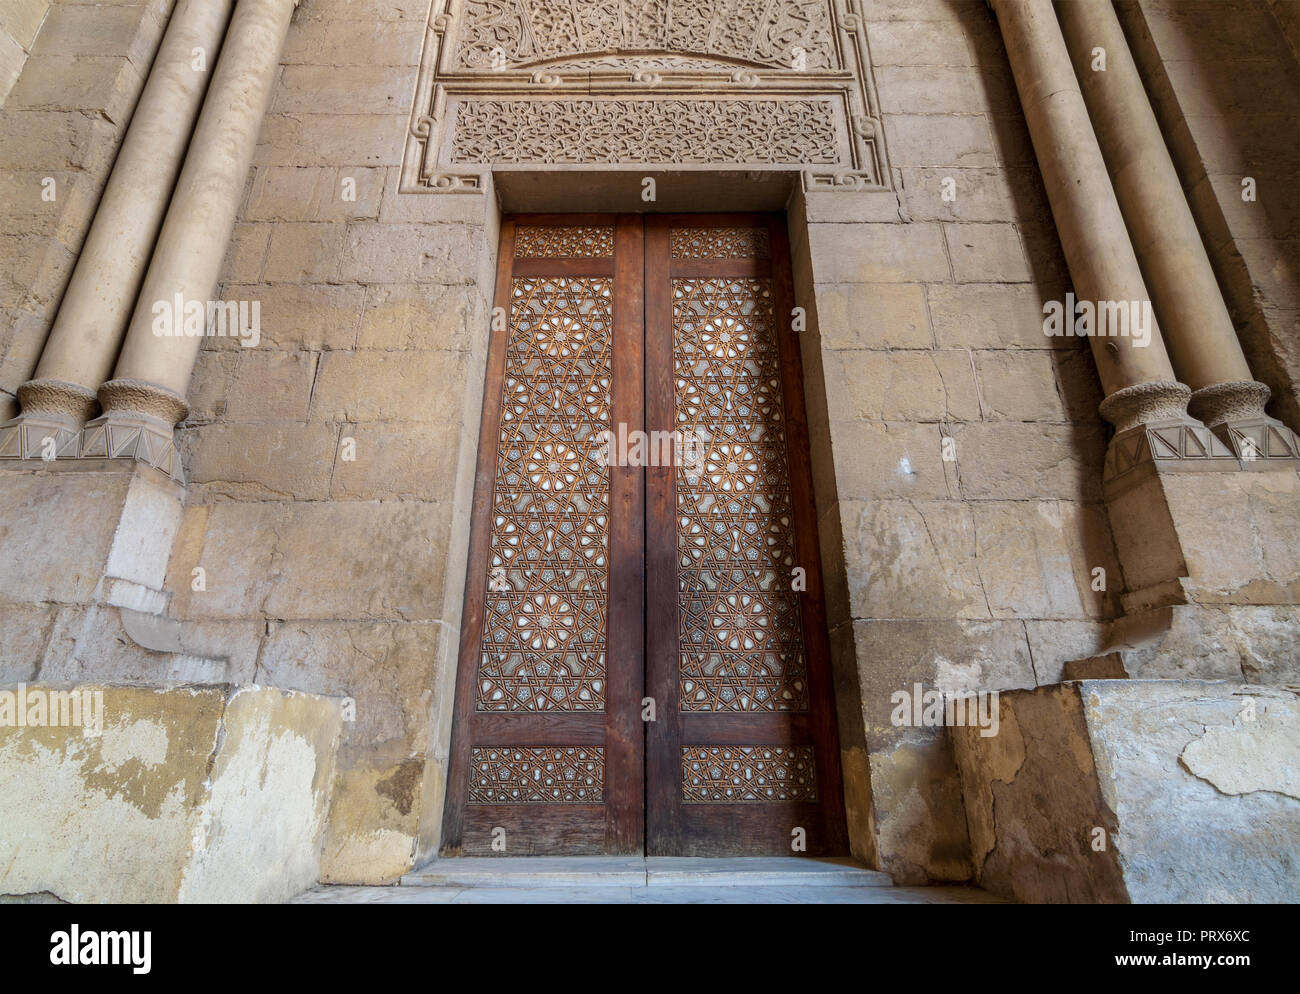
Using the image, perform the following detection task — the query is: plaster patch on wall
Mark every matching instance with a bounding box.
[1180,697,1300,799]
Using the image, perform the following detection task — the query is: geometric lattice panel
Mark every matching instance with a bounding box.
[515,225,615,258]
[681,746,817,802]
[673,275,809,711]
[671,227,771,260]
[476,276,613,711]
[468,747,605,803]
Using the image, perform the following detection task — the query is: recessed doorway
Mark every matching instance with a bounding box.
[441,213,848,856]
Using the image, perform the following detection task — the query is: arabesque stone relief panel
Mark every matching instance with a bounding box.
[402,0,891,192]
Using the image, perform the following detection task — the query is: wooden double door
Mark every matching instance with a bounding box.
[442,214,848,857]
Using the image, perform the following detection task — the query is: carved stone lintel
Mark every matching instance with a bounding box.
[401,0,892,193]
[1097,380,1193,434]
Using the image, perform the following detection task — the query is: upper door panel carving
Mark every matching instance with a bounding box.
[402,0,892,194]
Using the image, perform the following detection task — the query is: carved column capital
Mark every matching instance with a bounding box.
[75,378,190,481]
[1188,380,1271,427]
[97,378,190,424]
[1189,380,1300,464]
[17,378,99,421]
[1097,381,1193,433]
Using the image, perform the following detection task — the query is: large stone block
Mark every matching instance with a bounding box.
[0,0,52,51]
[211,283,364,352]
[282,17,426,67]
[882,113,999,169]
[948,422,1106,501]
[356,282,478,352]
[807,222,950,283]
[970,500,1119,620]
[253,113,409,168]
[5,55,144,122]
[838,499,989,620]
[245,166,385,223]
[973,350,1066,421]
[929,281,1070,349]
[328,423,460,501]
[943,222,1031,283]
[337,222,482,284]
[310,350,469,422]
[274,63,417,116]
[953,680,1300,903]
[180,422,338,501]
[823,350,979,422]
[877,65,1018,116]
[262,222,345,283]
[826,420,951,500]
[167,500,451,623]
[0,464,181,604]
[0,684,344,903]
[813,282,931,350]
[1106,465,1300,606]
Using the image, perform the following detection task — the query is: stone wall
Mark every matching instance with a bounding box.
[791,0,1123,884]
[0,0,1296,896]
[0,683,344,903]
[953,680,1300,903]
[0,0,170,421]
[160,0,494,882]
[0,0,52,107]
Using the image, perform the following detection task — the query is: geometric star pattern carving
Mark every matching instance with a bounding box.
[672,270,809,711]
[681,745,818,802]
[476,275,613,711]
[468,746,605,803]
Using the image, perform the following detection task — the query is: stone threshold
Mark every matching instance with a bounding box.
[401,856,894,890]
[291,857,1006,903]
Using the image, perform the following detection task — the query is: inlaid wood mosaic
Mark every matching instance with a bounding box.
[681,746,818,802]
[670,226,771,260]
[476,276,612,712]
[672,276,809,712]
[514,224,615,258]
[469,746,605,803]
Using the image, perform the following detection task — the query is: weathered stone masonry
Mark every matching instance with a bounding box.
[0,0,1297,902]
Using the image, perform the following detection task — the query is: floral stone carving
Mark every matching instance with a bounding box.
[402,0,891,192]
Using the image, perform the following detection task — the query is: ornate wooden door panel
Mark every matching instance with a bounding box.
[645,215,847,856]
[443,213,847,857]
[442,215,644,855]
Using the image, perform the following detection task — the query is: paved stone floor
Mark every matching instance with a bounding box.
[293,857,1006,904]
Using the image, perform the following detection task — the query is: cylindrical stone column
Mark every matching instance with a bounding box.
[81,0,298,478]
[990,0,1199,438]
[1,0,235,458]
[1056,0,1292,451]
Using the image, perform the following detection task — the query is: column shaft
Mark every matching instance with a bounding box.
[2,0,235,458]
[107,0,298,406]
[991,0,1193,432]
[1056,0,1291,444]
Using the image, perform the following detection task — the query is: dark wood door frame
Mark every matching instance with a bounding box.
[644,214,848,855]
[442,212,848,857]
[441,214,644,855]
